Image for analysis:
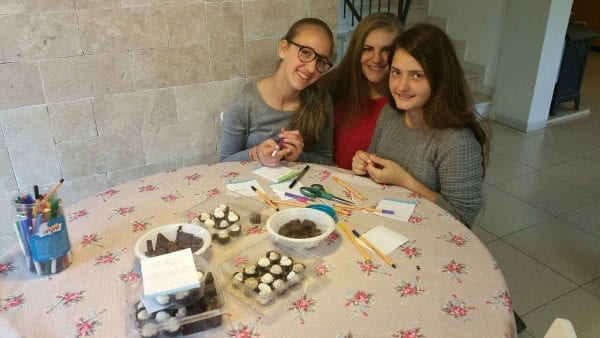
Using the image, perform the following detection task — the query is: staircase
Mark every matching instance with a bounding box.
[336,0,493,117]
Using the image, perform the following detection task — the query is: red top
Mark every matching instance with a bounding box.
[333,96,388,169]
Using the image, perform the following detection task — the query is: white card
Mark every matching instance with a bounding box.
[225,178,260,196]
[376,197,417,222]
[140,248,200,297]
[362,225,410,255]
[252,165,299,182]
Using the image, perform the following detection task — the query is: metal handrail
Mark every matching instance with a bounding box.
[343,0,412,26]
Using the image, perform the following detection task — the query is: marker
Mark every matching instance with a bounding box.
[289,165,309,189]
[271,139,285,157]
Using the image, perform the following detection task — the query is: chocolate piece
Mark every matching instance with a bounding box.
[278,218,322,238]
[249,212,261,224]
[156,233,170,247]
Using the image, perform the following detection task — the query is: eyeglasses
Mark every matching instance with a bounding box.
[288,40,333,73]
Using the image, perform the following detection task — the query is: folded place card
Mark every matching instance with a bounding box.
[362,225,410,255]
[225,178,260,196]
[140,248,200,297]
[252,165,299,183]
[376,197,417,223]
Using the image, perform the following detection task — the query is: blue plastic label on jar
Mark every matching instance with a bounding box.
[29,215,71,262]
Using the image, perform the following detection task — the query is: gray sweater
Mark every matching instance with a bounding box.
[219,82,334,165]
[369,105,483,227]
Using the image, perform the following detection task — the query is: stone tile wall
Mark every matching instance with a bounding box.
[0,0,337,252]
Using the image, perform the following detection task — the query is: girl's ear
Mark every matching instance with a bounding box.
[278,39,289,60]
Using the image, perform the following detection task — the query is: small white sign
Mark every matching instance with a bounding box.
[140,248,200,297]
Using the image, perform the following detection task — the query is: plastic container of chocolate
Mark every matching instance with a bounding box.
[181,192,270,246]
[126,256,225,337]
[217,237,328,316]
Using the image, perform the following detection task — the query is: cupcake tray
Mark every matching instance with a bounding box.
[217,237,328,316]
[181,192,269,246]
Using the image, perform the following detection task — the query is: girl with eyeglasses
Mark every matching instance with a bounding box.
[321,13,403,170]
[352,24,490,227]
[219,18,335,166]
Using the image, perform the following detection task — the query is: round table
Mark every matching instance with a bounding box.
[0,161,516,337]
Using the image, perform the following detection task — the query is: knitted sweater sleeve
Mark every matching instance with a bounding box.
[433,129,483,227]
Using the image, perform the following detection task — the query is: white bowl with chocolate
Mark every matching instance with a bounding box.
[134,223,211,260]
[266,208,336,249]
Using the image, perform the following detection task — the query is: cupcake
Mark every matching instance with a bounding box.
[286,270,300,284]
[260,272,274,285]
[175,307,187,318]
[155,310,171,323]
[140,322,159,338]
[257,283,273,304]
[292,263,306,274]
[232,271,245,284]
[155,294,171,306]
[266,250,281,264]
[272,279,286,291]
[227,212,239,224]
[229,223,241,237]
[136,309,152,327]
[269,264,283,279]
[199,212,212,222]
[163,317,181,337]
[204,218,216,228]
[243,264,258,278]
[257,257,271,273]
[218,204,229,215]
[217,230,230,244]
[243,277,259,292]
[218,219,230,230]
[279,256,293,272]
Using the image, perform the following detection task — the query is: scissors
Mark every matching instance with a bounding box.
[300,184,355,205]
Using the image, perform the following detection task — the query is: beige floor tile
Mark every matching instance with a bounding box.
[588,150,600,167]
[470,224,497,243]
[491,136,576,170]
[477,185,552,237]
[522,288,600,338]
[527,122,600,157]
[559,200,600,238]
[489,122,527,146]
[486,240,577,314]
[583,277,600,298]
[495,172,598,216]
[503,218,600,285]
[484,152,536,184]
[542,158,600,195]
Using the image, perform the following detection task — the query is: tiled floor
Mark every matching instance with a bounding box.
[473,51,600,338]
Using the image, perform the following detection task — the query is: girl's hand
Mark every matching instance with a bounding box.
[365,154,407,186]
[278,128,304,162]
[351,150,372,175]
[256,139,284,167]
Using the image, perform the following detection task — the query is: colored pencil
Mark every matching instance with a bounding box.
[352,229,396,268]
[338,221,371,262]
[251,186,279,211]
[332,176,367,201]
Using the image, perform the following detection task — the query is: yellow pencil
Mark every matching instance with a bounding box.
[332,176,367,201]
[352,229,396,268]
[251,186,279,211]
[338,221,371,262]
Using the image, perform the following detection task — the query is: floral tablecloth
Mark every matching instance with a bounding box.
[0,161,516,337]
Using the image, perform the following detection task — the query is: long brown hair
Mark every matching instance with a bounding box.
[322,13,402,129]
[283,18,334,149]
[391,23,490,173]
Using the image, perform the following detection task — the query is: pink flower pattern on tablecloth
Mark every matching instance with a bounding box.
[314,263,331,276]
[119,270,141,284]
[486,290,513,313]
[437,232,469,246]
[227,317,262,337]
[94,249,126,265]
[106,206,135,219]
[161,191,182,202]
[345,290,374,317]
[245,225,266,235]
[220,171,240,180]
[311,170,330,181]
[68,209,89,222]
[46,290,85,313]
[401,241,422,259]
[289,294,317,324]
[442,259,468,283]
[324,231,341,245]
[203,188,220,198]
[130,216,153,232]
[442,295,475,321]
[232,256,250,268]
[95,189,119,202]
[394,278,425,297]
[391,327,424,338]
[80,234,102,248]
[74,309,106,337]
[184,173,202,184]
[357,260,391,277]
[138,182,161,192]
[408,212,427,224]
[0,261,16,275]
[1,294,25,311]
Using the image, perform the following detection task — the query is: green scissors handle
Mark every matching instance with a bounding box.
[300,184,354,205]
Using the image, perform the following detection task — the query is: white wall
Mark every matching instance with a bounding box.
[429,0,508,90]
[494,0,572,131]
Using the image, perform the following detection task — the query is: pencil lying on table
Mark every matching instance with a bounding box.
[352,229,396,268]
[251,186,279,211]
[332,176,366,201]
[338,221,371,262]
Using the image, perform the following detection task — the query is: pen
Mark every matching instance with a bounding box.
[338,221,371,262]
[42,178,64,202]
[352,229,396,268]
[251,186,280,211]
[332,176,367,201]
[289,165,309,189]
